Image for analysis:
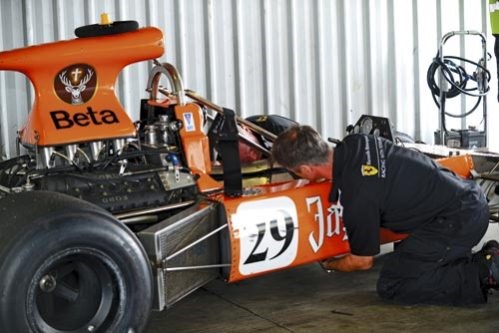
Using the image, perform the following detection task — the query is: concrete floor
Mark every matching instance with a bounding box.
[146,223,499,333]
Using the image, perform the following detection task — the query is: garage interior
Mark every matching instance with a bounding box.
[1,1,499,332]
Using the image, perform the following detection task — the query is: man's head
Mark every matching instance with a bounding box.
[238,124,263,163]
[272,125,332,181]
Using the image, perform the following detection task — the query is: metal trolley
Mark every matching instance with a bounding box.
[428,30,490,148]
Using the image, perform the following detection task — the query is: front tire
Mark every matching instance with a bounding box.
[0,191,153,333]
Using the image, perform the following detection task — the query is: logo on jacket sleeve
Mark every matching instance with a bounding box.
[361,164,378,176]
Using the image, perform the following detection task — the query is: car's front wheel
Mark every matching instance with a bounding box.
[0,191,153,333]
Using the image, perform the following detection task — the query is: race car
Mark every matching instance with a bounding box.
[0,18,496,333]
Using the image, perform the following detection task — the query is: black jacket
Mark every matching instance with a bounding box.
[330,134,473,256]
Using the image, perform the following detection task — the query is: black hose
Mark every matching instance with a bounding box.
[426,54,490,119]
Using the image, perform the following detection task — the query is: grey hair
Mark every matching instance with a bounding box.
[271,125,330,169]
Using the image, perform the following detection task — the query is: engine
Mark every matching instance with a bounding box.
[0,109,198,222]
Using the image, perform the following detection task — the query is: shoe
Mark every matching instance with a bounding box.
[473,240,499,290]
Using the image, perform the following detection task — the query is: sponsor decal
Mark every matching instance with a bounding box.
[54,63,97,105]
[306,196,347,253]
[232,197,298,275]
[50,107,119,129]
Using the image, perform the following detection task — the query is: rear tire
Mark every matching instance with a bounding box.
[0,191,153,333]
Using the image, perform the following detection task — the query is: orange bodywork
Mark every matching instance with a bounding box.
[220,179,406,283]
[436,154,474,178]
[221,180,350,282]
[0,27,164,146]
[173,103,224,193]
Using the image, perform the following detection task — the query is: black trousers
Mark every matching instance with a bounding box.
[377,181,489,305]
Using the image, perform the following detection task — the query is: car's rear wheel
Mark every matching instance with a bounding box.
[0,191,153,333]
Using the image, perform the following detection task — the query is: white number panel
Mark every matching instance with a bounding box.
[231,196,299,275]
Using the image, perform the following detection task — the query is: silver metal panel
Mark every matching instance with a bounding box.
[0,0,496,160]
[138,202,222,310]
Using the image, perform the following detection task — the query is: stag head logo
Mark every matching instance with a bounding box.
[54,64,97,105]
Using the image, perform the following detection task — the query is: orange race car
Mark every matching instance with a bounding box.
[0,17,497,333]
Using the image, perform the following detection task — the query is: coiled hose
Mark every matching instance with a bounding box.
[426,55,490,127]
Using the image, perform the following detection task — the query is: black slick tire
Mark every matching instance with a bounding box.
[0,191,153,333]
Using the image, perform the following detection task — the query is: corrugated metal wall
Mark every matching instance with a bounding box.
[0,0,496,159]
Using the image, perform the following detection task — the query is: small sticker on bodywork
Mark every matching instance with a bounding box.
[183,112,195,132]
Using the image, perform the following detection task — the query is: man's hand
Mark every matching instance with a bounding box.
[320,253,373,272]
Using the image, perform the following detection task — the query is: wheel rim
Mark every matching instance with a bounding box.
[28,248,125,333]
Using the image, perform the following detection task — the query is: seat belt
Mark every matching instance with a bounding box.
[213,108,243,197]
